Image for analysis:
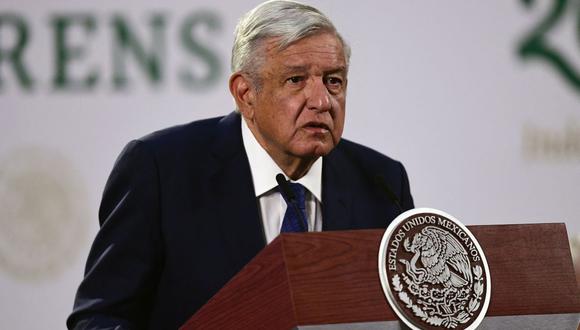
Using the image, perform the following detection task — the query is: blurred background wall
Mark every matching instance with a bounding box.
[1,0,579,328]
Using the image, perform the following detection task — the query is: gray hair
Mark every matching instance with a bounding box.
[231,0,351,78]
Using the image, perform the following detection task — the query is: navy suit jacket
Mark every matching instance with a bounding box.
[68,112,414,329]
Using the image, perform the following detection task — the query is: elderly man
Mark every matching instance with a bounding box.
[67,1,414,329]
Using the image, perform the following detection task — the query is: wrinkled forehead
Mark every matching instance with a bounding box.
[259,33,348,72]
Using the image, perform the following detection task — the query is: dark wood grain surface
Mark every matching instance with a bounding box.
[182,223,580,328]
[285,224,580,325]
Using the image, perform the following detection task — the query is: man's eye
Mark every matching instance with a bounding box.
[326,77,343,86]
[287,76,304,84]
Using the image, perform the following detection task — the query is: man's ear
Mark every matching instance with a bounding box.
[229,73,256,119]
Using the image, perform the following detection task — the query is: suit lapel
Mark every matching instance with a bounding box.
[207,112,265,269]
[322,144,353,231]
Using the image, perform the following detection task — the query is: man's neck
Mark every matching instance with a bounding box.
[244,119,318,180]
[241,117,323,200]
[275,154,316,180]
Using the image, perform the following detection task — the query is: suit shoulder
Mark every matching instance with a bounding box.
[138,116,223,144]
[139,116,223,147]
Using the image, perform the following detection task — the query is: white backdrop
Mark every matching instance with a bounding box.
[1,1,579,328]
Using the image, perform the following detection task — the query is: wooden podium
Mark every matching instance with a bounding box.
[181,223,580,329]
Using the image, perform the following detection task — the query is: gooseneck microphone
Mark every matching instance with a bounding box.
[339,143,406,217]
[374,174,403,215]
[275,173,308,232]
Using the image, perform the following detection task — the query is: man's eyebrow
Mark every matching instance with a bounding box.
[281,65,347,75]
[325,66,347,75]
[281,65,309,74]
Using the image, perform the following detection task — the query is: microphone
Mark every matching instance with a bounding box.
[276,173,308,232]
[337,144,406,216]
[374,174,403,215]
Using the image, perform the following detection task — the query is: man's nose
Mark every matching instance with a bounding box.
[306,78,331,112]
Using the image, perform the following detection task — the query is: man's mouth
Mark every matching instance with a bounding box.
[303,122,330,133]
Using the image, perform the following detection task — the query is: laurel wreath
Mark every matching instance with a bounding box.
[391,265,484,329]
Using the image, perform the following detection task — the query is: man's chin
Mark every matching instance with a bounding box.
[295,143,335,159]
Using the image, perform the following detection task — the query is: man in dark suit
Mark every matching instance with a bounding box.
[67,1,413,329]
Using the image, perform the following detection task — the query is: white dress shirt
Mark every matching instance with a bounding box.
[241,118,323,244]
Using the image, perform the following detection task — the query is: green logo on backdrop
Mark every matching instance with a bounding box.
[0,10,223,92]
[518,0,580,94]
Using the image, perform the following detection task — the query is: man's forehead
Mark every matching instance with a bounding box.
[263,31,340,48]
[262,35,347,72]
[277,55,347,76]
[279,63,347,75]
[265,33,343,55]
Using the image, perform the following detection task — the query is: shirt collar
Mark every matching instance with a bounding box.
[241,117,322,201]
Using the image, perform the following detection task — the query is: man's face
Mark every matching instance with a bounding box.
[243,32,347,163]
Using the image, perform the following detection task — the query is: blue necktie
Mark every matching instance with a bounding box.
[280,183,308,233]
